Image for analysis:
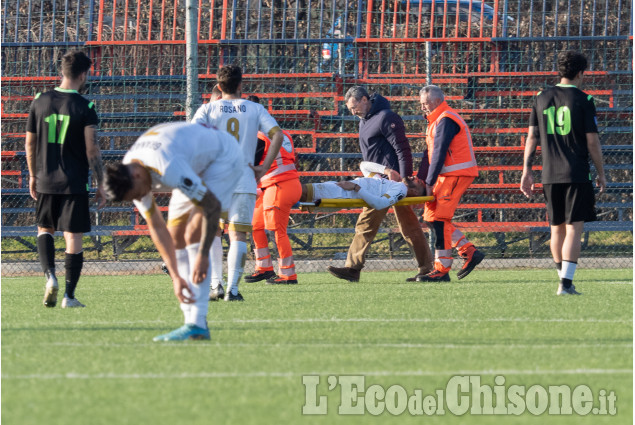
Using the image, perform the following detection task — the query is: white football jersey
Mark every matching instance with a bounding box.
[123,122,242,216]
[356,161,407,209]
[310,178,407,210]
[351,177,407,210]
[191,98,280,194]
[310,162,408,210]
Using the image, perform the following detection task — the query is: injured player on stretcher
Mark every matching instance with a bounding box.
[300,161,426,210]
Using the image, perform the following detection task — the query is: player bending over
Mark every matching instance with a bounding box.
[103,122,243,341]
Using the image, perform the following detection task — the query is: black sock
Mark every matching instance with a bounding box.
[37,233,56,279]
[555,262,562,272]
[561,277,573,289]
[65,252,83,299]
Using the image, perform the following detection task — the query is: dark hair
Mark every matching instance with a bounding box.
[217,65,242,94]
[104,163,133,202]
[558,51,588,80]
[61,50,92,80]
[344,86,369,103]
[403,176,425,196]
[247,95,260,104]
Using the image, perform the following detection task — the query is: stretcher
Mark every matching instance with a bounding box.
[298,196,434,211]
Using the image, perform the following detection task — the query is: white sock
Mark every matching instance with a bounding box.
[561,261,577,281]
[226,241,247,296]
[210,236,225,290]
[175,249,192,324]
[186,243,211,329]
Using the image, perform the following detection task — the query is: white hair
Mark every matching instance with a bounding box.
[419,85,445,103]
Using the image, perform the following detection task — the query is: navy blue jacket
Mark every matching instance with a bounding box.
[358,94,413,177]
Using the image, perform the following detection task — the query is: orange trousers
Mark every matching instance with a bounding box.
[423,175,475,271]
[252,178,302,280]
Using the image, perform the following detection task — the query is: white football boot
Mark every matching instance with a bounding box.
[61,297,86,308]
[43,276,59,308]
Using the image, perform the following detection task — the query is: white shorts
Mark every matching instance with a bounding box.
[220,192,257,233]
[167,159,242,227]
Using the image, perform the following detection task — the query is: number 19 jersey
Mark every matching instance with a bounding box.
[191,98,280,194]
[529,84,598,184]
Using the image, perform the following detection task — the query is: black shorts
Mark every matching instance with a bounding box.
[36,193,91,233]
[542,183,597,226]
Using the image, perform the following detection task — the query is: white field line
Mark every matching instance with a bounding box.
[16,342,633,349]
[214,317,610,323]
[3,317,631,328]
[3,369,632,380]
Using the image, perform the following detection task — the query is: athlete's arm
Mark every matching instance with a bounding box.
[145,200,193,303]
[360,161,400,181]
[520,126,540,198]
[191,190,221,284]
[85,124,106,209]
[25,131,38,201]
[251,128,283,182]
[357,189,395,210]
[586,132,606,193]
[190,103,210,125]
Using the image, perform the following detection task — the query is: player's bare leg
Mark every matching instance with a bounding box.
[185,212,225,301]
[550,223,566,265]
[168,218,195,321]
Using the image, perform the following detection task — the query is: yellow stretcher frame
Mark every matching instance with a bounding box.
[298,196,435,211]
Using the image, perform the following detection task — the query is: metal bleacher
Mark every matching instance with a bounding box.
[1,0,632,262]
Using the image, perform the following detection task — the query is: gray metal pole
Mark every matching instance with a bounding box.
[185,0,199,121]
[425,41,432,86]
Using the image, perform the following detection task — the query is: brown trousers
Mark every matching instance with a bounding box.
[345,204,433,274]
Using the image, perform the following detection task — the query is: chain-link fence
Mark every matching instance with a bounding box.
[1,0,632,275]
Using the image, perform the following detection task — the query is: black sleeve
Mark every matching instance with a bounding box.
[417,151,429,181]
[583,95,599,133]
[26,98,38,133]
[85,100,99,126]
[528,97,539,127]
[528,96,540,138]
[380,112,413,177]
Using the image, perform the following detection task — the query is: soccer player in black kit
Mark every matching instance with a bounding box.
[521,51,606,295]
[25,50,106,308]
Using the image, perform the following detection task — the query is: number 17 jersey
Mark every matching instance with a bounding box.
[26,88,99,194]
[529,84,598,184]
[191,98,280,194]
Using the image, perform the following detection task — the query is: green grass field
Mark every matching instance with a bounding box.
[2,268,632,425]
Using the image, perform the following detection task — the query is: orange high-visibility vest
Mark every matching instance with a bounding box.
[258,129,299,188]
[425,101,478,177]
